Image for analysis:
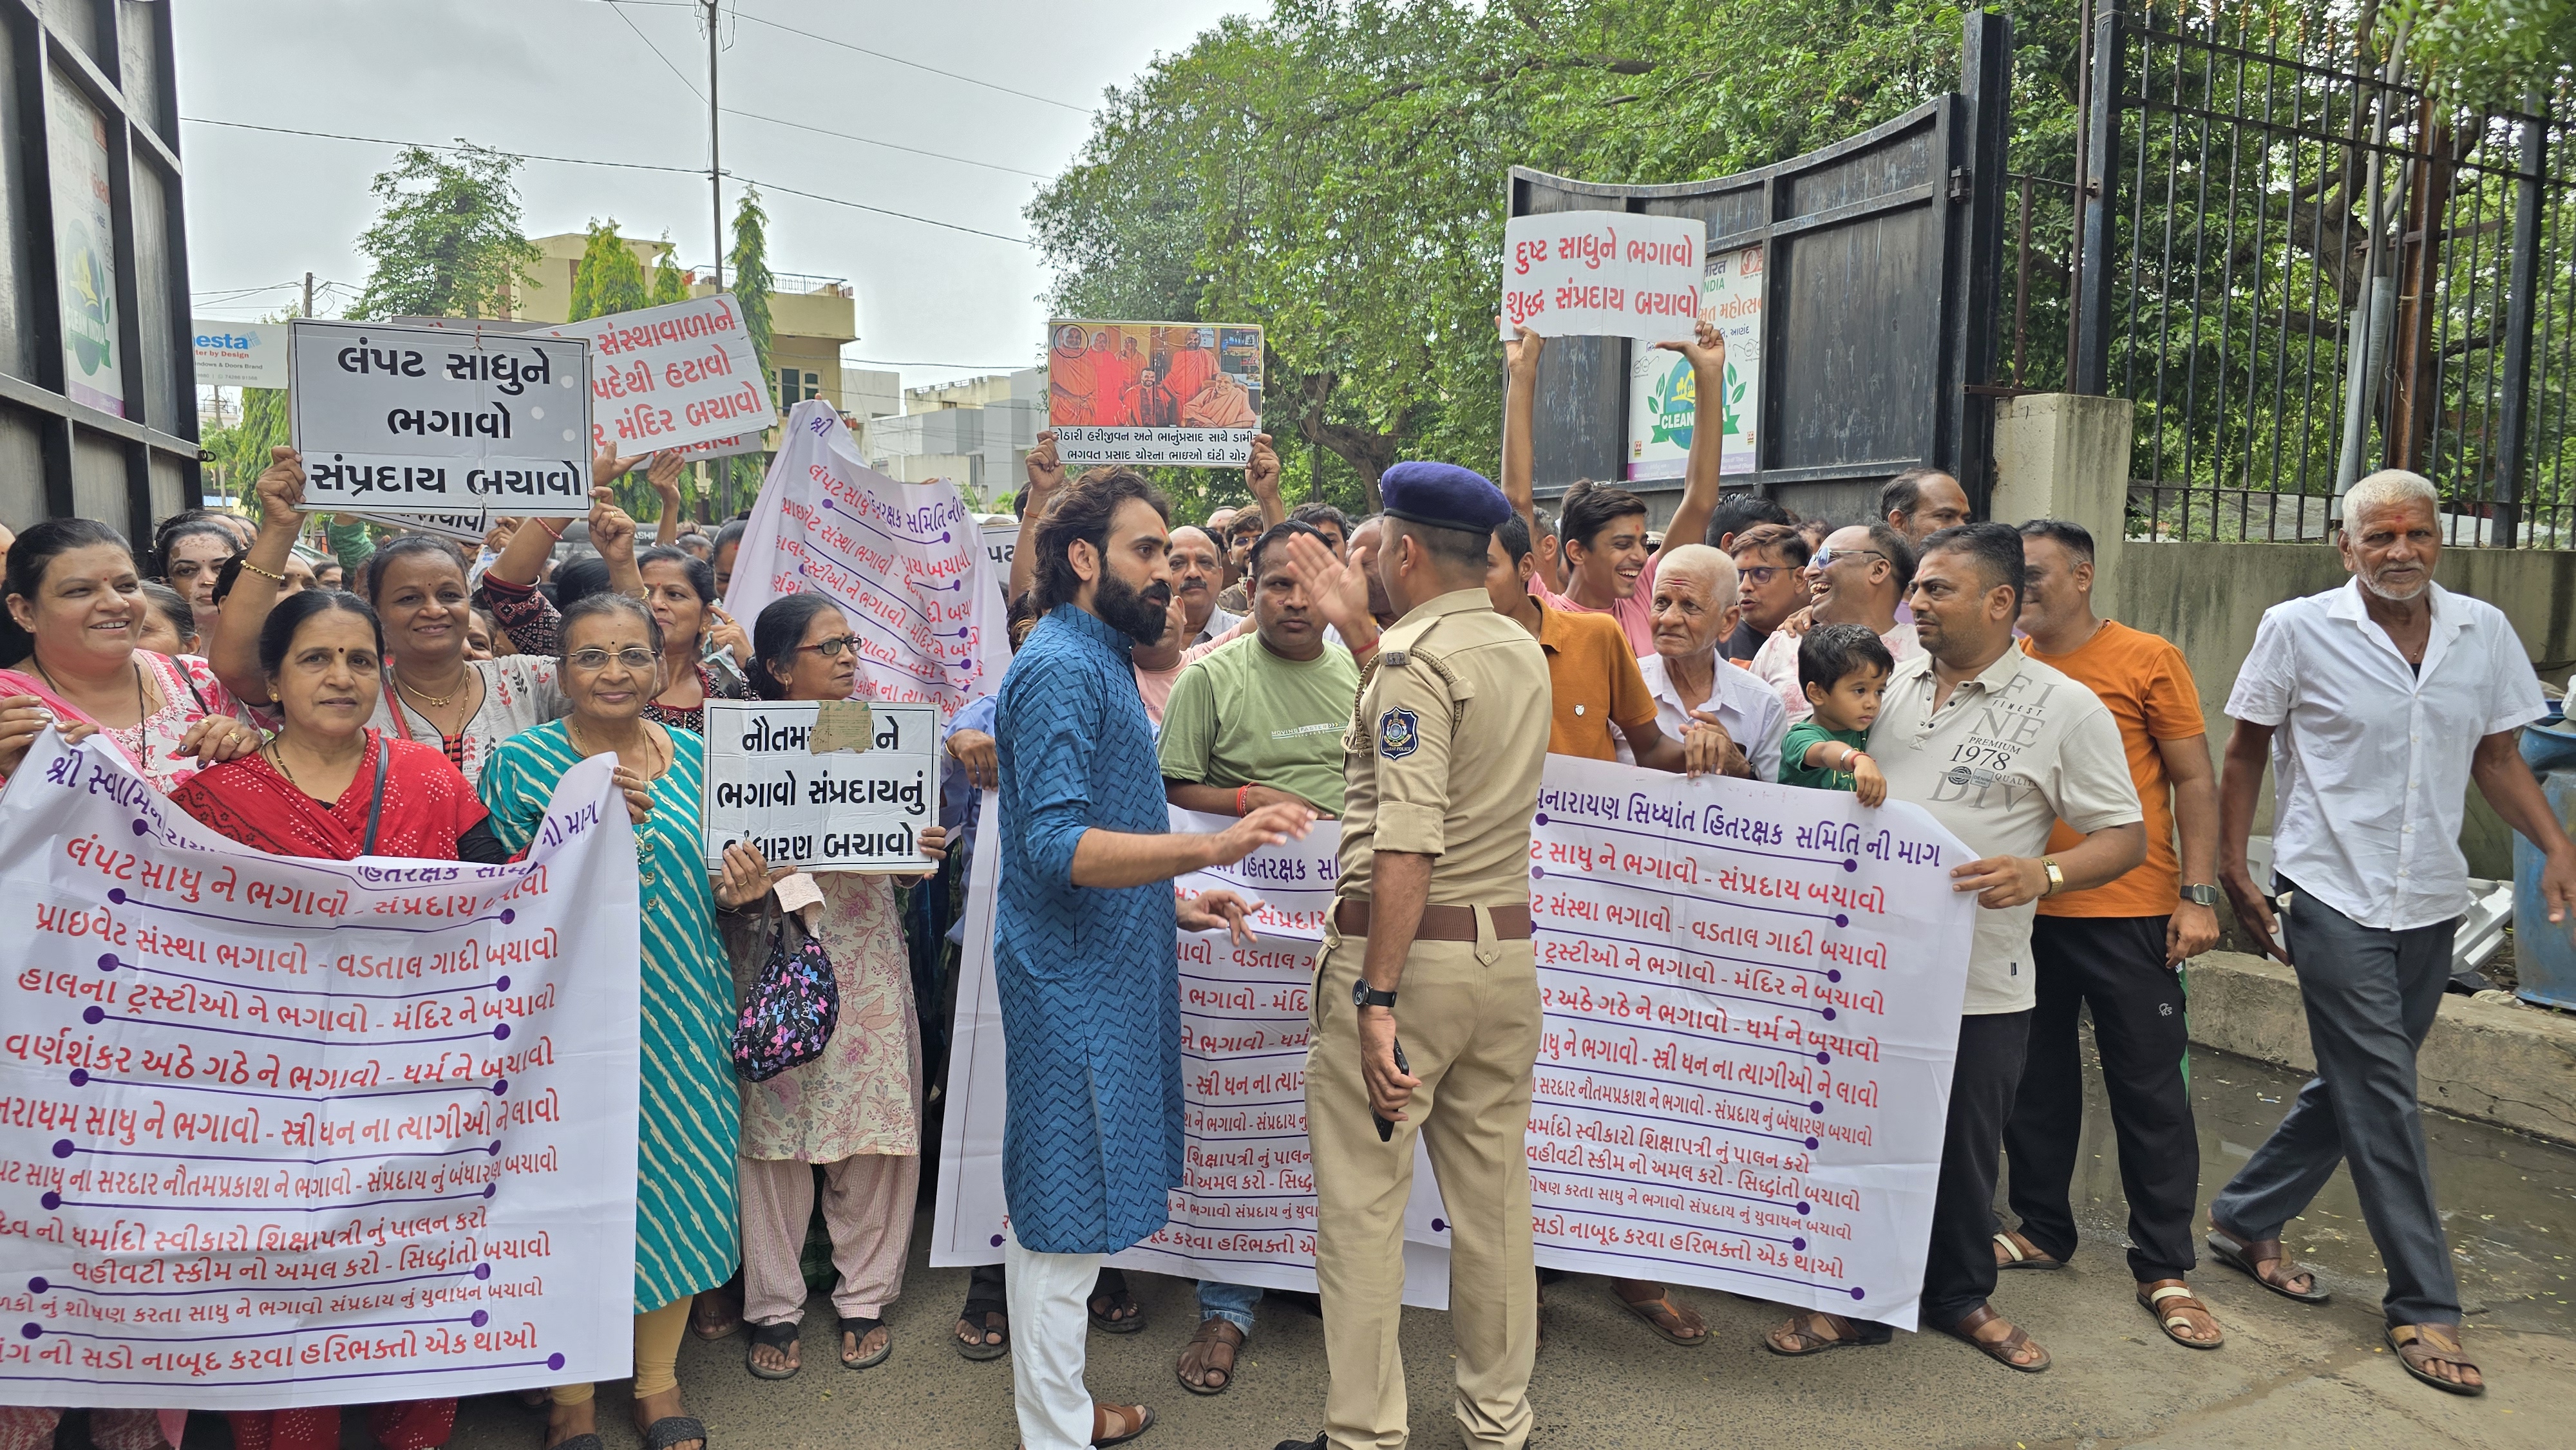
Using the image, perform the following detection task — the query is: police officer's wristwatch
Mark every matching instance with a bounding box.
[2181,883,2221,907]
[1352,978,1398,1010]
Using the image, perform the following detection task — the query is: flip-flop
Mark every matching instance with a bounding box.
[1088,1287,1146,1334]
[1993,1230,2063,1271]
[744,1321,800,1381]
[639,1418,708,1450]
[955,1304,1010,1361]
[838,1315,890,1371]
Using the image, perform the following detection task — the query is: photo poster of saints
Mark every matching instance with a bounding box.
[1046,320,1264,467]
[1627,244,1763,483]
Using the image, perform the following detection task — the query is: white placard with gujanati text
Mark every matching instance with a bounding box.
[549,294,774,457]
[0,732,641,1408]
[1499,210,1706,344]
[699,700,938,872]
[288,319,592,519]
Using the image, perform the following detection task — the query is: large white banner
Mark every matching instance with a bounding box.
[550,293,775,457]
[288,319,592,519]
[0,733,641,1407]
[933,758,1975,1330]
[1499,211,1706,343]
[721,400,1003,725]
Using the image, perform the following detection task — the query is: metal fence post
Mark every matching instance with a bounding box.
[1952,8,2012,511]
[2070,1,2122,395]
[2493,109,2548,549]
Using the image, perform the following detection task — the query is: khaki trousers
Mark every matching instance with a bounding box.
[1307,918,1541,1450]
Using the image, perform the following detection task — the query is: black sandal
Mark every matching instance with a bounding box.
[955,1297,1010,1361]
[744,1321,800,1381]
[639,1417,708,1450]
[1088,1269,1146,1335]
[838,1315,890,1370]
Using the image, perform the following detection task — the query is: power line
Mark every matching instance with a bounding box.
[727,8,1094,114]
[604,0,705,102]
[724,106,1048,180]
[177,117,1032,245]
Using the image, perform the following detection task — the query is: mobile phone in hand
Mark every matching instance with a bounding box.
[1373,1039,1410,1142]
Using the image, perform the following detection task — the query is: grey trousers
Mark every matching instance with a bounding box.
[2208,880,2460,1326]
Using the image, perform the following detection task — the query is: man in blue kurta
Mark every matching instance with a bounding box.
[994,455,1316,1450]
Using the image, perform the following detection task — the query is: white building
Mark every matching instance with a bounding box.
[862,367,1045,505]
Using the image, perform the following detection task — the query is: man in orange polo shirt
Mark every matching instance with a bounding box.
[1484,510,1739,1350]
[1992,519,2226,1351]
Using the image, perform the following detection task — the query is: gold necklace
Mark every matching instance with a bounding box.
[394,667,466,709]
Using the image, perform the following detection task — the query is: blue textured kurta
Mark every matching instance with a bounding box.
[994,605,1182,1254]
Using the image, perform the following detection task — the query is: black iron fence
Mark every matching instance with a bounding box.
[2003,2,2574,545]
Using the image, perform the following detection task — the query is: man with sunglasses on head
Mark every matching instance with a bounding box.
[1748,521,1921,722]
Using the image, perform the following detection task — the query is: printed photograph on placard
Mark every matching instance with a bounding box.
[1046,319,1262,467]
[1628,244,1763,483]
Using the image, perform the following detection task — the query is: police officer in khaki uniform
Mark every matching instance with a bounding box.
[1271,462,1553,1450]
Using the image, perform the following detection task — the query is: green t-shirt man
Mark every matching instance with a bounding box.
[1779,719,1871,792]
[1159,634,1361,814]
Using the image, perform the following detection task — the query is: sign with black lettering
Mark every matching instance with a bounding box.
[700,700,938,872]
[287,317,593,518]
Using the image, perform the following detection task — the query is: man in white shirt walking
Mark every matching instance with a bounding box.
[2211,469,2576,1398]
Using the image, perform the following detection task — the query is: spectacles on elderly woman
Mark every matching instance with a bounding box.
[567,646,659,672]
[797,636,860,658]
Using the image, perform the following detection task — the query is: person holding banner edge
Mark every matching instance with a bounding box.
[1764,523,2145,1373]
[994,463,1305,1450]
[1269,461,1553,1450]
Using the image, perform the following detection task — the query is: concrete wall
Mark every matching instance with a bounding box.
[1994,393,2576,879]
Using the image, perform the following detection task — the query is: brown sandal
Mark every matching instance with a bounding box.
[2385,1324,2484,1396]
[1614,1286,1709,1346]
[1175,1317,1243,1395]
[1092,1400,1155,1447]
[1763,1310,1892,1356]
[1993,1230,2062,1270]
[2137,1280,2224,1349]
[1943,1303,2050,1373]
[2206,1221,2331,1303]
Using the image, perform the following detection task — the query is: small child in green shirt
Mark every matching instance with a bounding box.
[1779,623,1893,805]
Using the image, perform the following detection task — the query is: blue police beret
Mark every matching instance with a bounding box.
[1379,461,1512,535]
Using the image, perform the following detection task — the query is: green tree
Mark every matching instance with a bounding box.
[2394,0,2576,107]
[204,384,290,508]
[566,220,650,323]
[348,144,542,320]
[723,191,777,514]
[649,240,689,307]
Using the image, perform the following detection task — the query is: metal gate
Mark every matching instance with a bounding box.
[1508,13,2009,527]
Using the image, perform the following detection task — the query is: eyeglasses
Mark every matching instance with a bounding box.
[797,636,860,658]
[1809,546,1889,571]
[1738,565,1790,585]
[567,647,659,672]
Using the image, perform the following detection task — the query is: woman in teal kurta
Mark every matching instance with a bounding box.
[480,592,776,1450]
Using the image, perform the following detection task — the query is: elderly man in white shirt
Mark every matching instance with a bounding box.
[2211,470,2576,1398]
[1613,544,1786,781]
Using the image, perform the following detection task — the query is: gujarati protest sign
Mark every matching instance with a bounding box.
[931,759,1974,1332]
[1627,243,1763,482]
[0,732,641,1407]
[288,319,592,520]
[699,701,938,873]
[549,294,774,457]
[1046,320,1262,467]
[721,400,1003,726]
[1499,210,1706,344]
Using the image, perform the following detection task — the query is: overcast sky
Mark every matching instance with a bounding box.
[174,0,1246,391]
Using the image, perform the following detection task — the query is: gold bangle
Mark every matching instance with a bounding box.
[239,560,286,584]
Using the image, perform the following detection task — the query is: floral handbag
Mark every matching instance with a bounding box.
[731,909,840,1082]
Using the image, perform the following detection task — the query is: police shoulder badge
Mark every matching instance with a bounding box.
[1379,706,1420,760]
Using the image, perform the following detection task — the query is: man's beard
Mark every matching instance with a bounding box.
[1097,569,1172,645]
[2360,565,2430,602]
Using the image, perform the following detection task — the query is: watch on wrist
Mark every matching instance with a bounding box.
[2181,883,2221,907]
[1352,977,1398,1010]
[2041,858,2065,896]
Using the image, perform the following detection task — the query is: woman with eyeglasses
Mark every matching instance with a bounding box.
[727,593,947,1380]
[477,449,750,733]
[478,591,775,1450]
[213,449,569,786]
[0,518,261,789]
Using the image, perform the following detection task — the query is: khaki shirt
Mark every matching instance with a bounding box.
[1336,588,1551,907]
[1868,643,2141,1015]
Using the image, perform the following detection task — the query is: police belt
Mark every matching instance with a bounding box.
[1333,898,1532,942]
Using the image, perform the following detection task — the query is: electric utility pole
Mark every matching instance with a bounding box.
[705,0,724,289]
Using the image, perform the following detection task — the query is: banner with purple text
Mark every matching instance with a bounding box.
[0,733,641,1407]
[721,400,1001,724]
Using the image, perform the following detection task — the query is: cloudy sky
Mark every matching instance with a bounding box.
[174,0,1244,391]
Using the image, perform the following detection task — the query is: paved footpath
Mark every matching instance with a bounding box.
[401,1044,2570,1450]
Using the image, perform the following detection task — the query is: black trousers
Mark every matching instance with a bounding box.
[2000,914,2199,1281]
[1922,1010,2032,1329]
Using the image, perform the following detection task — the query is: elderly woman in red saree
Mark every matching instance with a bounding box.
[0,518,260,790]
[164,588,495,1450]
